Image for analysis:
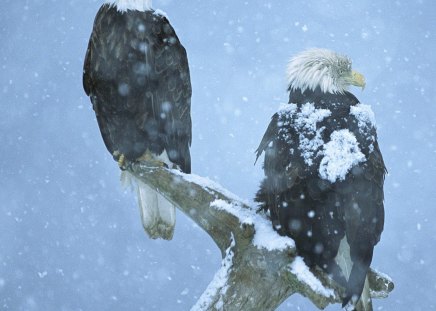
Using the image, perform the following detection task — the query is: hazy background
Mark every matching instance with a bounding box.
[1,0,435,310]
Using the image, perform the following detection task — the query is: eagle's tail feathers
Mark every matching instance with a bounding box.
[342,275,372,311]
[358,276,372,311]
[336,238,373,311]
[121,171,176,240]
[341,251,373,310]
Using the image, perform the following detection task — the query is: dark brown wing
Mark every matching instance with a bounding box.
[83,39,92,96]
[337,136,386,305]
[82,6,192,172]
[255,111,306,232]
[151,15,192,172]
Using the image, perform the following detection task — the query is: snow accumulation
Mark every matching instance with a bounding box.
[277,102,371,183]
[294,103,331,167]
[294,103,331,133]
[210,199,253,225]
[319,129,365,183]
[171,170,293,250]
[211,199,295,251]
[369,268,393,298]
[372,268,393,283]
[105,0,152,12]
[153,9,168,18]
[277,102,298,116]
[171,170,247,204]
[350,103,376,132]
[290,257,335,298]
[350,103,376,153]
[190,234,235,311]
[278,102,331,167]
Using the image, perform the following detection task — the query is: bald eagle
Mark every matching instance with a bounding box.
[255,49,386,309]
[83,0,192,240]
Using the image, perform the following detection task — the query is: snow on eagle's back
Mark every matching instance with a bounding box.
[278,102,331,167]
[276,102,371,183]
[294,103,331,166]
[350,103,376,132]
[319,129,365,183]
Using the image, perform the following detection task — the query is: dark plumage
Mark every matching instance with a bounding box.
[255,49,386,308]
[83,4,192,173]
[83,2,192,240]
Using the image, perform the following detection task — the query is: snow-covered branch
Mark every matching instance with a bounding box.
[128,161,394,311]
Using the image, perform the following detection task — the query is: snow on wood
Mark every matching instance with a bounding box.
[290,256,335,298]
[128,161,394,310]
[371,268,393,283]
[191,234,236,311]
[172,170,247,204]
[210,199,295,251]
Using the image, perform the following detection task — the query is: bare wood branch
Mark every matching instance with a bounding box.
[128,161,394,311]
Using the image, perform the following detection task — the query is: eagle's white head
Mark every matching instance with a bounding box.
[287,48,366,94]
[105,0,152,12]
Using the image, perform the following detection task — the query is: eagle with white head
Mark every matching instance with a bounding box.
[256,48,386,310]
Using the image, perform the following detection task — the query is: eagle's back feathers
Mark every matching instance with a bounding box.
[83,5,191,172]
[83,4,191,241]
[256,86,385,308]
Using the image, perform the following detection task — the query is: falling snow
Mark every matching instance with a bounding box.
[1,1,435,311]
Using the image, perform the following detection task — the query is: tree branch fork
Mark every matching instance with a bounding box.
[128,161,394,311]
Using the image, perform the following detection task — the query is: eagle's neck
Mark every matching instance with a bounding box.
[105,0,152,12]
[287,66,341,94]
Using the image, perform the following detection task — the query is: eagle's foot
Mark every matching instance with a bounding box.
[118,154,126,169]
[137,150,168,169]
[113,151,128,170]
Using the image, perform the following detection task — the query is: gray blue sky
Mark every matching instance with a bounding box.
[1,0,435,310]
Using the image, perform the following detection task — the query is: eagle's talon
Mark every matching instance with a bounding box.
[113,152,128,170]
[136,150,167,168]
[118,154,125,167]
[112,150,121,161]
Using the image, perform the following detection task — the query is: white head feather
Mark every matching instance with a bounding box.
[287,48,354,94]
[105,0,152,12]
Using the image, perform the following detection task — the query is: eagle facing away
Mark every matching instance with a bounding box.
[255,49,386,309]
[83,0,192,240]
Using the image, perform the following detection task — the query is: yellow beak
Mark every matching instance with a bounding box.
[350,70,366,90]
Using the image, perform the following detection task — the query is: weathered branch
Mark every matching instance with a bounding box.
[128,161,394,311]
